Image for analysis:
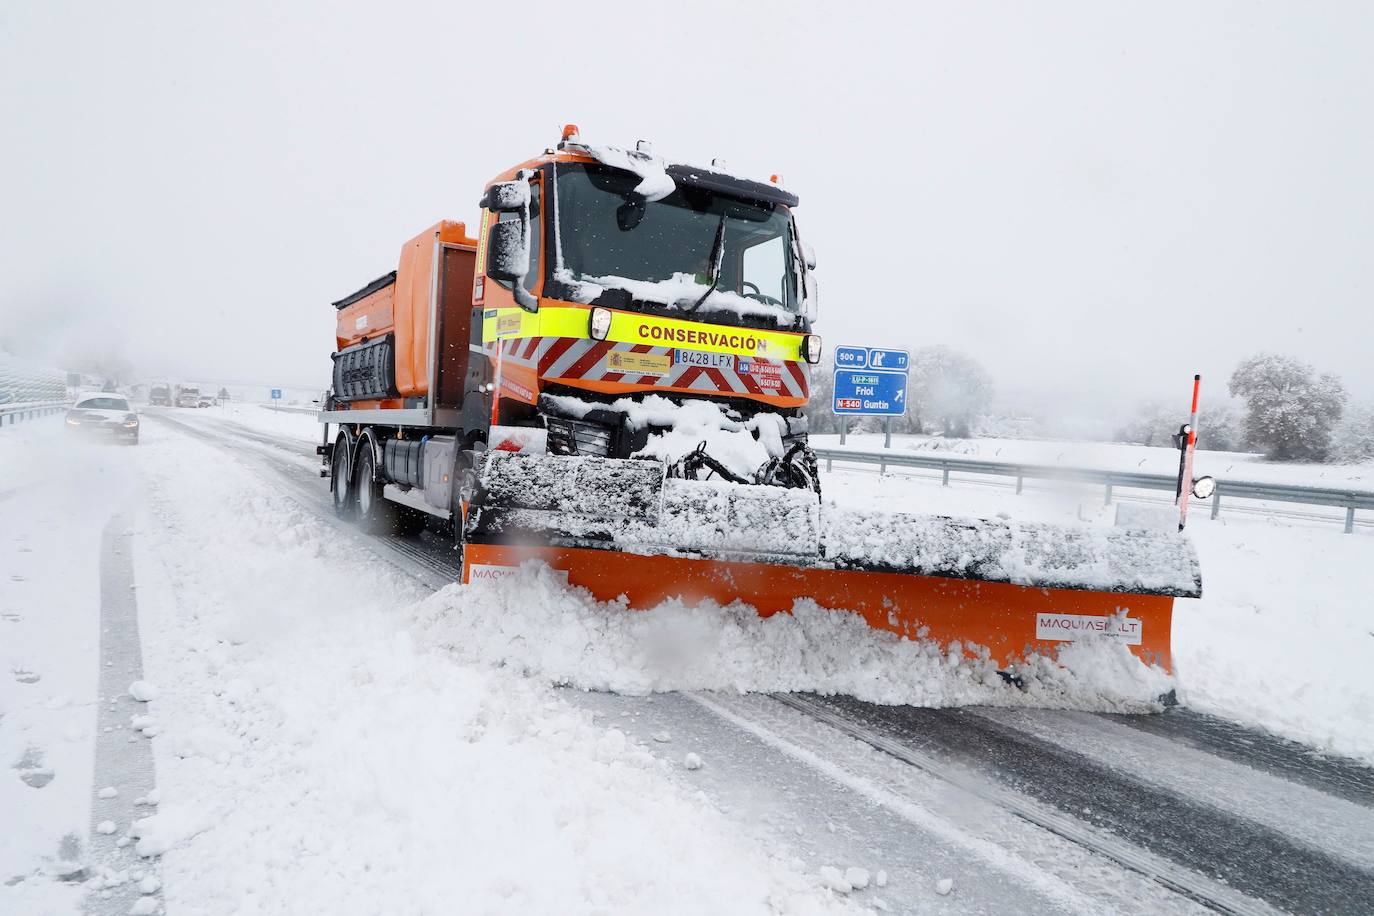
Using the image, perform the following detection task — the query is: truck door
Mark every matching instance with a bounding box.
[434,244,476,408]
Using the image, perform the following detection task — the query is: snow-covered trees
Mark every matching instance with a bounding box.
[1116,401,1246,452]
[1114,402,1183,448]
[908,346,993,437]
[1330,404,1374,464]
[1200,404,1246,452]
[1228,353,1347,461]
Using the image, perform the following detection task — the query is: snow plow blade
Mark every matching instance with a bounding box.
[463,454,1202,672]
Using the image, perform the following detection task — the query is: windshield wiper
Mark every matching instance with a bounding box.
[686,213,727,313]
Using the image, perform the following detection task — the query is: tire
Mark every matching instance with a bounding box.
[356,443,425,535]
[331,438,355,518]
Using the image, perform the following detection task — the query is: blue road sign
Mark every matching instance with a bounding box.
[867,348,909,372]
[834,345,868,370]
[833,369,906,416]
[832,345,909,416]
[270,388,282,400]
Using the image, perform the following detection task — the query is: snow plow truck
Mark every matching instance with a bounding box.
[318,126,1201,673]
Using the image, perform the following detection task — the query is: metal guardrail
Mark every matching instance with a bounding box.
[258,403,321,415]
[0,399,68,426]
[813,446,1374,534]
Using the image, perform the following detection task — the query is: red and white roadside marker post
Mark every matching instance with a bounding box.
[1176,375,1201,531]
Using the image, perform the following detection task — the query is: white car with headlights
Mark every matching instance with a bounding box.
[65,393,140,444]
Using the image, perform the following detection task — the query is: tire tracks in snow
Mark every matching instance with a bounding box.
[85,514,161,914]
[1113,706,1374,806]
[788,694,1374,915]
[147,412,461,589]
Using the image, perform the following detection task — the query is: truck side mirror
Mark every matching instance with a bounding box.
[486,218,537,310]
[485,181,530,212]
[487,219,529,283]
[800,240,817,271]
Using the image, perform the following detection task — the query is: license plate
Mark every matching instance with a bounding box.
[674,349,733,369]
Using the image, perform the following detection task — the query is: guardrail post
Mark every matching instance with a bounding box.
[1211,490,1221,519]
[826,453,832,473]
[1016,470,1023,495]
[1104,482,1113,505]
[879,452,886,475]
[1347,506,1356,534]
[942,463,949,486]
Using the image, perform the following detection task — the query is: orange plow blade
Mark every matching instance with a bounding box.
[463,543,1179,671]
[463,454,1200,673]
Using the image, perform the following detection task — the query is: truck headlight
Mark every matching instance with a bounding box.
[800,334,822,365]
[589,307,612,341]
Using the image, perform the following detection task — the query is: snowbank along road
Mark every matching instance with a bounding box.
[2,407,1371,914]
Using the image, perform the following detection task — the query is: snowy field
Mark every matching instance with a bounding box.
[4,408,1373,914]
[814,431,1374,491]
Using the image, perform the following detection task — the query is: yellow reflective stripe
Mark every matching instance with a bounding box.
[475,211,490,275]
[605,310,799,360]
[480,305,801,360]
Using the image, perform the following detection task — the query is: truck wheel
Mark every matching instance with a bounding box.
[331,439,355,518]
[356,444,425,535]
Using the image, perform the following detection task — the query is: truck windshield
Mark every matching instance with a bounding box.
[554,162,799,323]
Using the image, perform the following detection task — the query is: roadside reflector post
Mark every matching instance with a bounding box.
[1177,375,1201,532]
[1104,482,1114,505]
[1347,506,1356,534]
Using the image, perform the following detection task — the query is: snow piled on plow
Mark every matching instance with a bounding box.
[824,508,1202,596]
[416,564,1174,713]
[475,452,1201,596]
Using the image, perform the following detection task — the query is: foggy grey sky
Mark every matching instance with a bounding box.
[2,0,1371,417]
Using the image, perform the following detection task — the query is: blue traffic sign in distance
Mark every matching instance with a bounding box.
[271,388,282,399]
[834,345,868,369]
[867,348,909,372]
[833,369,907,416]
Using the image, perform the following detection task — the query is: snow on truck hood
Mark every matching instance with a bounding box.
[553,269,797,325]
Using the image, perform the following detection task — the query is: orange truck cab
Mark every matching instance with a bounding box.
[319,127,823,528]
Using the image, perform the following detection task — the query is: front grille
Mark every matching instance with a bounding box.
[546,416,616,457]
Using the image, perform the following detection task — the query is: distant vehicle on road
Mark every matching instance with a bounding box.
[197,393,214,408]
[65,393,139,444]
[149,384,172,406]
[175,385,201,408]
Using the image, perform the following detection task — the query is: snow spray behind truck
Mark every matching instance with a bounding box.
[318,126,1201,673]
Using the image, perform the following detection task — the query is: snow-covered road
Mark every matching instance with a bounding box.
[4,408,1373,914]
